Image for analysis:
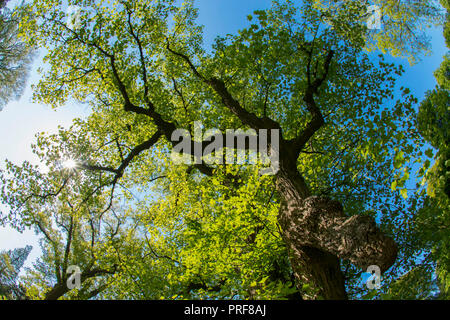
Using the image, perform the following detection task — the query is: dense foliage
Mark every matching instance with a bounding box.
[0,245,32,299]
[0,1,34,110]
[0,0,447,299]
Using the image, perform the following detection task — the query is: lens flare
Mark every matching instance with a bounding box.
[62,159,77,169]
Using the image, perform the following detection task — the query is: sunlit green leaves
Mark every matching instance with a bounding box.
[0,0,447,300]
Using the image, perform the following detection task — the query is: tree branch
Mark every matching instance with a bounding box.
[166,44,281,131]
[290,49,334,155]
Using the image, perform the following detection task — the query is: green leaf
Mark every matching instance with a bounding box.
[425,149,434,158]
[391,180,397,191]
[400,188,408,199]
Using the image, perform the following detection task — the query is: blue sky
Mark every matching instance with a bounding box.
[0,0,447,270]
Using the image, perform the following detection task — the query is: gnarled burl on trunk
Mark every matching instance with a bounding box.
[275,159,398,300]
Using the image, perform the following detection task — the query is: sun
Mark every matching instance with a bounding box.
[62,159,77,169]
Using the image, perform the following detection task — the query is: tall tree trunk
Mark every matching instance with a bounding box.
[275,159,398,300]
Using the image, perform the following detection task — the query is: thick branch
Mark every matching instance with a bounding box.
[166,45,280,131]
[81,131,162,183]
[62,216,74,274]
[44,266,117,300]
[290,50,334,155]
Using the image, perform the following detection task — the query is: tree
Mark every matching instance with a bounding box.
[309,0,444,64]
[1,129,131,300]
[0,0,446,299]
[418,0,450,201]
[377,0,450,300]
[0,245,32,299]
[0,0,9,10]
[0,3,34,111]
[413,0,450,299]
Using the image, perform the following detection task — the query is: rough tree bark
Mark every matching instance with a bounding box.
[275,150,398,299]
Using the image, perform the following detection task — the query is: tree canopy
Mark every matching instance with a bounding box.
[0,245,32,299]
[0,0,448,300]
[0,2,34,110]
[413,0,450,299]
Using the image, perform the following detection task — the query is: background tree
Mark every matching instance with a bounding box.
[0,0,9,10]
[357,0,450,300]
[310,0,444,64]
[0,0,447,300]
[0,245,32,299]
[418,0,450,201]
[410,0,450,299]
[1,125,138,300]
[0,1,34,111]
